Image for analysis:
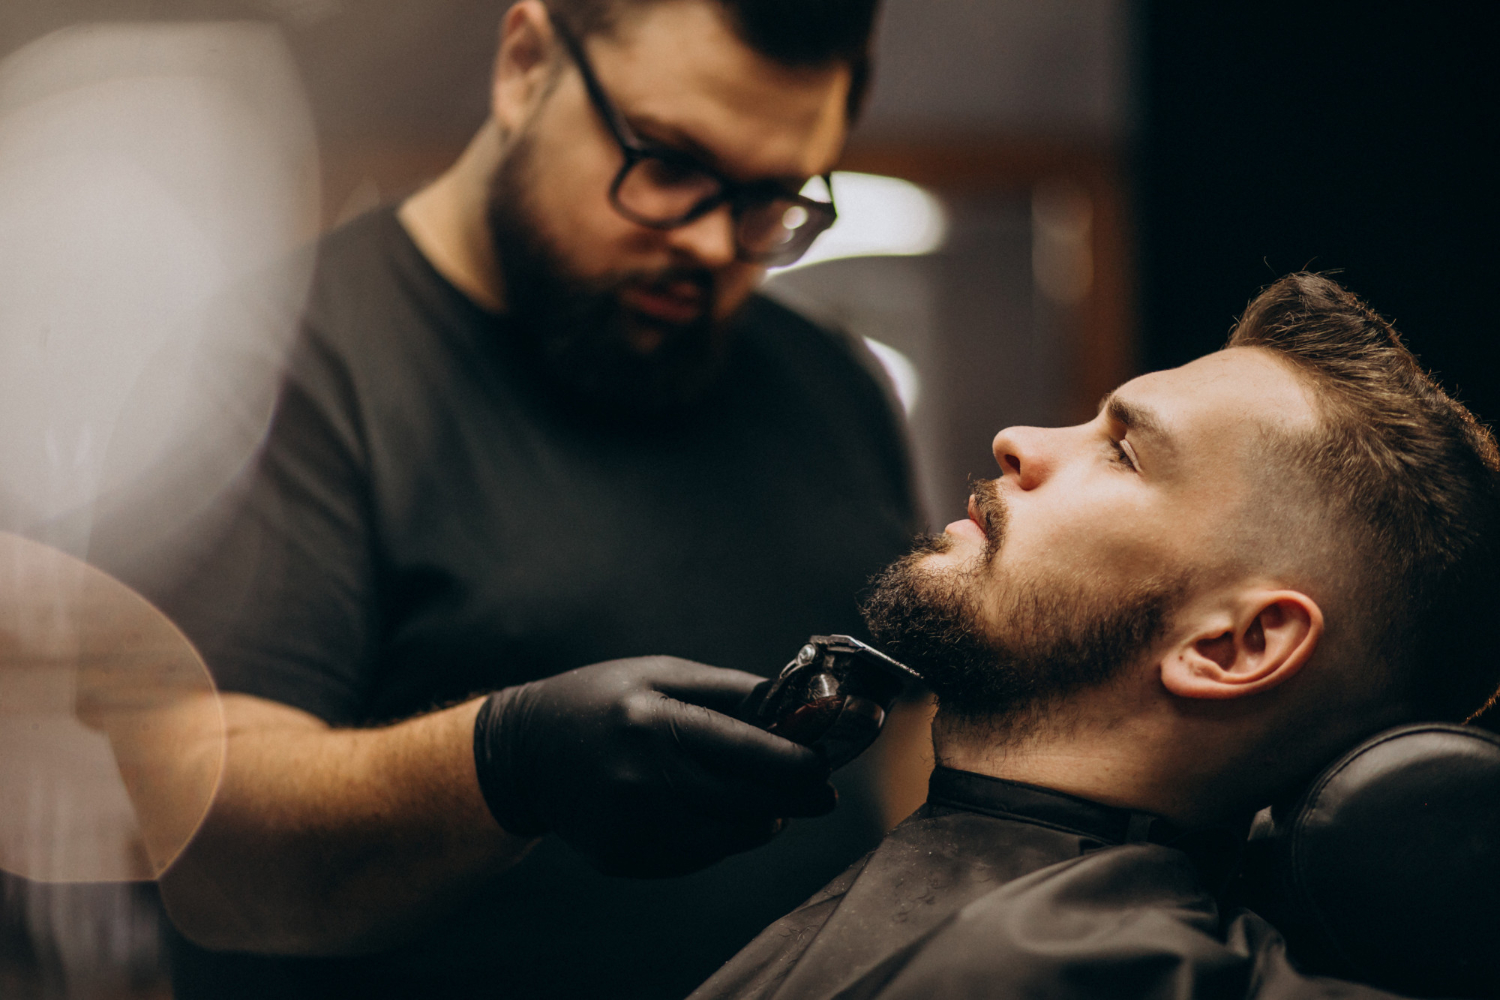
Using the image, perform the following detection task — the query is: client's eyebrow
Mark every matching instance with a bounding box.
[1099,392,1175,456]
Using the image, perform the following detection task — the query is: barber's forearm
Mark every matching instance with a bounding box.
[159,693,531,956]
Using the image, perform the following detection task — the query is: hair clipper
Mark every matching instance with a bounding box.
[738,635,922,769]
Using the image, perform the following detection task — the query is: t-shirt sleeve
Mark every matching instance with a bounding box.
[148,321,379,725]
[868,845,1409,1000]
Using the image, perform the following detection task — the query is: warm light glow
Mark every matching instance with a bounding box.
[776,171,949,272]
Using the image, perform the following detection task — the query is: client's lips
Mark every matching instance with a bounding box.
[967,496,988,538]
[943,495,988,544]
[621,279,707,325]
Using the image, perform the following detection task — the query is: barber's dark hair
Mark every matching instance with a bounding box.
[540,0,881,117]
[1228,273,1500,722]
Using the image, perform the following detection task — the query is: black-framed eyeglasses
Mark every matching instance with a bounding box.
[551,17,837,268]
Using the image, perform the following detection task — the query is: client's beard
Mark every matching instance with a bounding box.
[486,132,733,414]
[861,479,1185,746]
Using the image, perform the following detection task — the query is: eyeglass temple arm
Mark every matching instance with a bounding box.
[549,17,643,152]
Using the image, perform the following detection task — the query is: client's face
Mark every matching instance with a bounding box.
[863,347,1318,735]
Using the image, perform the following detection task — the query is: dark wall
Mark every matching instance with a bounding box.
[1136,3,1500,424]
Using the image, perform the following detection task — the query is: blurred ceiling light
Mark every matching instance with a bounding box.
[775,171,949,272]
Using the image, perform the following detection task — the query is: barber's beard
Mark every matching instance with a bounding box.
[486,133,734,414]
[861,478,1185,747]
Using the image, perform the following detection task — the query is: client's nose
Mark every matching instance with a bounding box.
[991,426,1051,490]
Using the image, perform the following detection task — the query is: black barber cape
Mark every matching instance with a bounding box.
[690,767,1407,1000]
[115,208,918,999]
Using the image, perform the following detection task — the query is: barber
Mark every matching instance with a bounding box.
[138,1,917,998]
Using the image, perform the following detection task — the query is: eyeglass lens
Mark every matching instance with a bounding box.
[613,156,833,264]
[613,157,723,223]
[737,200,820,261]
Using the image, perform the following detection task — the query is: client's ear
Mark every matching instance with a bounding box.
[1160,591,1323,700]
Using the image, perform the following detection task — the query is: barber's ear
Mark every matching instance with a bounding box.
[1160,591,1323,700]
[492,0,558,131]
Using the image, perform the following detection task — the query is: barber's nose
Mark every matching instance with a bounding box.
[666,203,738,269]
[992,426,1052,490]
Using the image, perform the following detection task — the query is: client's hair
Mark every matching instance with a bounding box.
[1229,273,1500,722]
[536,0,881,117]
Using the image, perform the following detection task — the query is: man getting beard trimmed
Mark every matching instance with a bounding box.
[689,272,1500,1000]
[864,477,1185,748]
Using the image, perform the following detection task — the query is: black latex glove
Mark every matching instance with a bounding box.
[473,656,838,877]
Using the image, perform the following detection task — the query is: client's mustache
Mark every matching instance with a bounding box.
[969,476,1008,558]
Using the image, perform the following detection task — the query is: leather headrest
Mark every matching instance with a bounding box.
[1238,723,1500,998]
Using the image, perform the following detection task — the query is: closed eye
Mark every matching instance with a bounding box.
[1110,438,1138,471]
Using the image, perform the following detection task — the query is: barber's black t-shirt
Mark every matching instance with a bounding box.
[154,209,920,1000]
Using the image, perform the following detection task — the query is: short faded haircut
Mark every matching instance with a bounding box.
[538,0,881,118]
[1228,272,1500,722]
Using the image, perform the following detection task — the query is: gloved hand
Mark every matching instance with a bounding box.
[473,656,838,877]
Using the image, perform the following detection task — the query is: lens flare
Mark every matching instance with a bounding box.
[0,532,224,883]
[0,22,319,561]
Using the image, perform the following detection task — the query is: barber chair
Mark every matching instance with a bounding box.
[1233,723,1500,999]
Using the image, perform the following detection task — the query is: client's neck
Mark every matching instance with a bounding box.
[937,726,1155,812]
[931,704,1234,826]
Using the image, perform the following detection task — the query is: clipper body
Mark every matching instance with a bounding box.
[740,635,921,769]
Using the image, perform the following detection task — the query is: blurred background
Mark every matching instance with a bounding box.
[1,0,1495,995]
